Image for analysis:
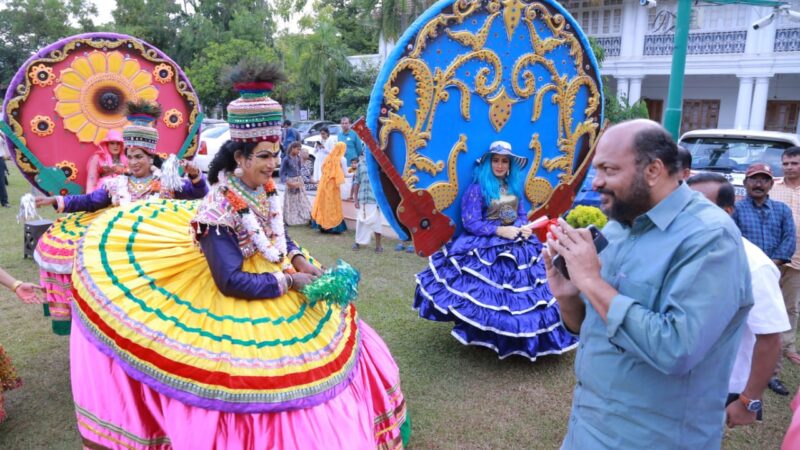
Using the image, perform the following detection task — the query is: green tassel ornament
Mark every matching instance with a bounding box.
[302,260,361,307]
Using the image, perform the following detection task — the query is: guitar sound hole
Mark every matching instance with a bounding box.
[420,219,430,229]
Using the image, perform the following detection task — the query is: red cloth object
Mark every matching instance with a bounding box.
[234,81,274,91]
[529,216,559,242]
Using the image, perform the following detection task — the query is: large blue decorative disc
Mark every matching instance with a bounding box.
[366,0,603,240]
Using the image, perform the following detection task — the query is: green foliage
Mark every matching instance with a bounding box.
[111,0,183,53]
[588,36,605,67]
[604,85,650,124]
[185,40,279,115]
[358,0,434,41]
[565,205,608,229]
[325,67,379,120]
[320,0,378,54]
[286,9,353,120]
[0,0,98,85]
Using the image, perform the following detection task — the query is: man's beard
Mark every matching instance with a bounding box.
[598,173,652,225]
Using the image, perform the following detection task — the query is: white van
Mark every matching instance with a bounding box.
[679,129,800,197]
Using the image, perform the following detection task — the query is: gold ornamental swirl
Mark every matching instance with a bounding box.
[379,0,601,214]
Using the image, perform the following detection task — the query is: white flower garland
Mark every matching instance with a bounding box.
[112,175,162,206]
[226,173,290,268]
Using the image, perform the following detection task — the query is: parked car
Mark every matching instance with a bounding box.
[194,123,281,175]
[679,129,800,197]
[201,118,227,130]
[573,167,601,208]
[300,125,342,160]
[194,124,230,173]
[295,120,335,140]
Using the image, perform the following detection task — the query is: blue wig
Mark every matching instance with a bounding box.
[473,155,525,206]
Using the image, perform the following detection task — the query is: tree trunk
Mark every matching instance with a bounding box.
[319,73,326,120]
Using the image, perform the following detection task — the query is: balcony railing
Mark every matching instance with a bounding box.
[594,36,621,58]
[775,28,800,52]
[643,31,747,56]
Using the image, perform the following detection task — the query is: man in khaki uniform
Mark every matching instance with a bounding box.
[768,146,800,395]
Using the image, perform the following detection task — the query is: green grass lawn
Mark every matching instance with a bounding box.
[0,172,797,449]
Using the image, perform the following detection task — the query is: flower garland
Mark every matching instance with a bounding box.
[113,175,162,206]
[225,175,291,269]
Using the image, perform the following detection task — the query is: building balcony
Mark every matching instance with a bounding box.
[594,36,621,58]
[642,31,747,56]
[775,28,800,52]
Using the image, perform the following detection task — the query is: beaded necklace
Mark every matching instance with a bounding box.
[224,173,290,268]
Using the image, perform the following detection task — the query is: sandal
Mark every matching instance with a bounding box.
[351,243,360,251]
[375,247,384,253]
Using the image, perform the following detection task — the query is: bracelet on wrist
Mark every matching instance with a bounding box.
[11,280,23,293]
[286,273,294,290]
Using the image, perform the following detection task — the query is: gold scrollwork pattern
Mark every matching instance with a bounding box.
[378,0,601,215]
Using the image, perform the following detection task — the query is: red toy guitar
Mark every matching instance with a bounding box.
[352,118,455,257]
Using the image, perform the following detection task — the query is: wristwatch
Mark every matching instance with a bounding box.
[739,393,762,412]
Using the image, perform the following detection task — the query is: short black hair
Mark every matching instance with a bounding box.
[677,145,692,171]
[632,125,680,175]
[283,120,292,126]
[783,146,800,159]
[686,172,735,209]
[320,127,329,134]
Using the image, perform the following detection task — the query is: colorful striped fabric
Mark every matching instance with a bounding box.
[71,199,361,413]
[35,210,105,335]
[34,211,101,274]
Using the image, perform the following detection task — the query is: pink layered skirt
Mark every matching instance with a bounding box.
[70,319,408,450]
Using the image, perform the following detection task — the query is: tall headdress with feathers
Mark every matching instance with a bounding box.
[123,99,162,154]
[223,58,286,150]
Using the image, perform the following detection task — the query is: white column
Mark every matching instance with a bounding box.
[628,77,643,104]
[632,4,649,58]
[734,77,754,129]
[619,2,638,58]
[749,77,770,131]
[617,77,630,102]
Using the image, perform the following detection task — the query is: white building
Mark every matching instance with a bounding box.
[351,1,800,135]
[564,0,800,134]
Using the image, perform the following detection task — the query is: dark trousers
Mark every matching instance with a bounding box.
[726,393,763,421]
[0,158,8,206]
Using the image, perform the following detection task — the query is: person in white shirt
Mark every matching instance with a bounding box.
[312,127,337,183]
[688,172,790,426]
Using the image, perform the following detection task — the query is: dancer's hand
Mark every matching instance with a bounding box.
[290,273,318,290]
[294,257,323,276]
[35,197,56,208]
[181,160,200,179]
[496,226,520,240]
[15,282,45,304]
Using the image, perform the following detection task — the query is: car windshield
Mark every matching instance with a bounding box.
[682,137,793,177]
[295,121,315,132]
[202,125,229,139]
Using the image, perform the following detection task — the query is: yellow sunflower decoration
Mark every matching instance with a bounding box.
[54,50,159,144]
